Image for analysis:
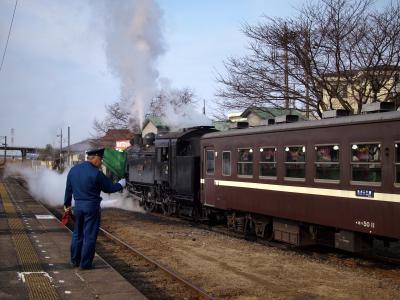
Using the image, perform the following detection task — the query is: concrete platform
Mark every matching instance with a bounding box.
[0,178,147,300]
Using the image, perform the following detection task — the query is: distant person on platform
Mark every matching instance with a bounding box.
[63,148,126,270]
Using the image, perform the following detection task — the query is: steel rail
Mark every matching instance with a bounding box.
[99,227,217,300]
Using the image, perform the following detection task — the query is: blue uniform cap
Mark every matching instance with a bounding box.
[86,148,105,158]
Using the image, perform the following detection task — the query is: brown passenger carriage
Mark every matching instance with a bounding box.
[200,111,400,252]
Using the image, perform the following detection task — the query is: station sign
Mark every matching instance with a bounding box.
[115,140,130,151]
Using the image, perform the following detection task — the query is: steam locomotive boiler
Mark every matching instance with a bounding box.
[127,126,216,217]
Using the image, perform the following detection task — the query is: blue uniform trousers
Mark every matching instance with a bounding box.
[70,202,101,269]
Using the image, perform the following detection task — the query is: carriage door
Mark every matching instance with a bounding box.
[204,148,217,206]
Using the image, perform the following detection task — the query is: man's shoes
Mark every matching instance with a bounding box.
[70,261,79,268]
[79,265,94,270]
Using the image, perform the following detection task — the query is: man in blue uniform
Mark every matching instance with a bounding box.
[63,148,126,269]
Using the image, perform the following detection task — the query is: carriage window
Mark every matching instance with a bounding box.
[285,146,306,179]
[222,151,231,176]
[351,143,381,182]
[395,143,400,184]
[260,147,277,178]
[206,150,215,175]
[237,148,253,176]
[315,145,340,181]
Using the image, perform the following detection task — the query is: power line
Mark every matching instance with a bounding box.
[0,0,18,73]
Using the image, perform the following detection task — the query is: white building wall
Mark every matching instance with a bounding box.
[142,122,158,137]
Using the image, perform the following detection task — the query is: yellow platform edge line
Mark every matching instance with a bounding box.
[0,181,59,299]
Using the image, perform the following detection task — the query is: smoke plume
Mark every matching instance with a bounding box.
[94,0,165,128]
[93,0,212,131]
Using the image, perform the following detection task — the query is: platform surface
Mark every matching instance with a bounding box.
[0,177,147,300]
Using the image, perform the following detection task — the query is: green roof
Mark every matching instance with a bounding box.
[143,116,165,128]
[241,107,306,120]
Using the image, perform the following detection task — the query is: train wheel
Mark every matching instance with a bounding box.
[138,192,146,207]
[191,207,200,222]
[161,195,175,216]
[143,193,156,212]
[144,199,156,212]
[244,218,257,241]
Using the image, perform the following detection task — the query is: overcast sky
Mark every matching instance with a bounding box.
[0,0,387,148]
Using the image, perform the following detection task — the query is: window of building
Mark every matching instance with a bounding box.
[260,147,277,178]
[396,143,400,184]
[351,143,381,183]
[222,151,231,176]
[237,148,253,176]
[206,150,215,175]
[315,145,340,181]
[285,146,306,179]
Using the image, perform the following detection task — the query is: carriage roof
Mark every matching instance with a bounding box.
[203,111,400,139]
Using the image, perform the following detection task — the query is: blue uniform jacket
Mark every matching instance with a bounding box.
[64,161,122,208]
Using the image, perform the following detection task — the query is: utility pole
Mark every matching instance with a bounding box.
[0,136,7,165]
[10,128,14,146]
[57,129,63,167]
[304,29,310,119]
[202,99,206,115]
[283,24,289,110]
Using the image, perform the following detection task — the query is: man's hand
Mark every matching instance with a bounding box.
[64,205,71,213]
[118,178,126,188]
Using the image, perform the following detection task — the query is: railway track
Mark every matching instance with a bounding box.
[97,227,216,300]
[147,210,400,270]
[44,207,215,300]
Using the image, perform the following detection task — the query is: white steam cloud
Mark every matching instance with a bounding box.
[4,165,143,213]
[5,165,68,207]
[160,83,212,130]
[95,0,165,128]
[93,0,212,131]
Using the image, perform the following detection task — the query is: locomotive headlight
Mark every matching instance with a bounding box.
[285,147,289,152]
[260,148,263,152]
[249,149,253,153]
[333,145,339,151]
[302,146,305,152]
[352,144,358,150]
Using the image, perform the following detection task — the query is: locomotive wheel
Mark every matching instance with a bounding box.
[191,206,200,222]
[161,195,175,216]
[144,199,156,212]
[143,193,156,212]
[138,192,146,207]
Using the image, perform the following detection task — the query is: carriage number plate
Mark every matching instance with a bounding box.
[355,220,375,229]
[355,188,374,198]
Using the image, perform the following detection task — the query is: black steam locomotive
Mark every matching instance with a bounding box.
[126,126,216,218]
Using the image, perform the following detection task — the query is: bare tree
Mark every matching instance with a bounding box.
[92,99,131,137]
[217,0,400,118]
[92,88,196,136]
[147,87,196,118]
